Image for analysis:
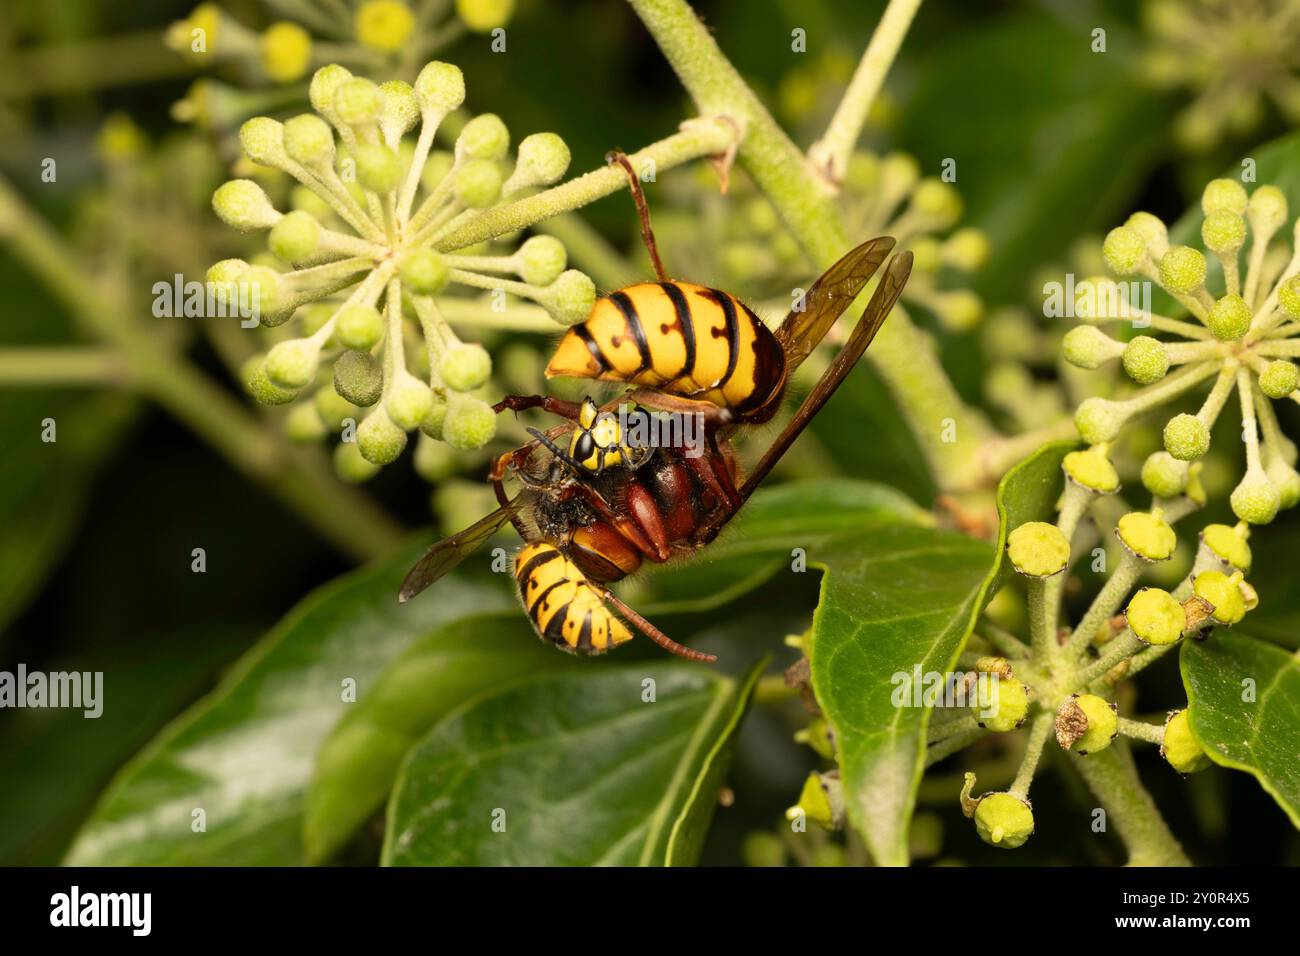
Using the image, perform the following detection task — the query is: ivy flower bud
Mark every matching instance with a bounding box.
[1127,587,1185,645]
[1141,451,1188,498]
[213,179,280,231]
[1007,522,1068,578]
[385,373,434,431]
[334,77,383,127]
[973,676,1029,732]
[285,401,327,443]
[515,235,567,285]
[1117,510,1177,561]
[1201,523,1251,571]
[452,158,503,208]
[1201,178,1248,215]
[1259,360,1299,399]
[443,395,497,450]
[1265,455,1300,510]
[1201,211,1246,253]
[334,441,381,483]
[414,61,465,113]
[283,114,335,168]
[1125,211,1168,256]
[1158,246,1207,294]
[1279,276,1300,319]
[334,349,383,406]
[354,142,402,193]
[456,0,516,33]
[358,408,408,464]
[354,0,415,52]
[942,228,990,272]
[457,113,510,161]
[540,269,596,326]
[1062,325,1122,369]
[440,343,492,392]
[786,771,844,831]
[1074,397,1126,444]
[238,117,289,168]
[309,65,354,120]
[1161,709,1209,774]
[268,210,321,263]
[379,82,419,140]
[241,266,286,325]
[1122,335,1169,384]
[261,22,312,83]
[420,395,449,440]
[1063,446,1120,493]
[1055,694,1118,754]
[1193,570,1247,625]
[242,357,298,405]
[335,304,384,350]
[1102,226,1148,274]
[314,386,358,431]
[400,249,450,294]
[910,178,962,229]
[509,133,571,189]
[1206,294,1251,341]
[933,290,983,332]
[1230,469,1280,524]
[206,257,248,286]
[1163,413,1210,460]
[265,337,322,389]
[973,792,1034,849]
[1247,184,1287,233]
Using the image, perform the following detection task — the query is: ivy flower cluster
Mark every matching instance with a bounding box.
[1139,0,1300,152]
[208,60,594,481]
[1065,178,1300,527]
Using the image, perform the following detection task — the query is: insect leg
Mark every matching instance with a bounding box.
[493,394,582,420]
[607,150,668,283]
[599,586,717,663]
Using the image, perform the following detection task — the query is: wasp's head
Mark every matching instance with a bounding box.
[567,397,629,475]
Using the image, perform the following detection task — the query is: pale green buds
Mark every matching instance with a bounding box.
[1201,523,1252,571]
[1230,469,1280,524]
[540,270,597,326]
[1102,226,1147,274]
[973,676,1029,732]
[1055,694,1118,754]
[265,338,321,389]
[385,373,434,431]
[379,81,419,139]
[309,65,354,119]
[242,356,298,405]
[239,117,288,167]
[314,386,358,431]
[942,228,990,272]
[1164,413,1210,460]
[335,304,384,351]
[1062,326,1122,369]
[1159,246,1207,294]
[1247,184,1287,233]
[1063,446,1120,493]
[442,395,497,449]
[1007,521,1069,577]
[1141,451,1189,498]
[1201,178,1248,215]
[456,0,516,33]
[1193,570,1247,625]
[1122,335,1169,384]
[268,210,321,263]
[414,61,465,113]
[206,258,248,286]
[509,132,571,189]
[452,158,503,208]
[793,717,836,760]
[334,350,383,406]
[241,266,286,325]
[910,178,962,229]
[335,77,383,126]
[334,441,381,483]
[1279,276,1300,319]
[972,792,1034,849]
[354,0,415,53]
[1201,211,1246,253]
[1206,294,1251,341]
[1117,509,1177,561]
[457,113,510,161]
[420,396,450,440]
[1126,587,1186,646]
[400,249,450,294]
[440,343,492,392]
[1125,211,1168,255]
[1266,455,1300,510]
[358,408,408,464]
[1259,360,1299,399]
[1161,710,1210,774]
[1075,397,1126,444]
[261,22,312,83]
[283,114,335,167]
[515,235,567,285]
[354,142,402,193]
[213,179,279,231]
[285,401,327,442]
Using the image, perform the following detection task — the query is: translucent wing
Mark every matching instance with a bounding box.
[398,498,525,603]
[774,235,896,374]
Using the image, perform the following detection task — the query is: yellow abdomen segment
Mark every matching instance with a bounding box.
[514,543,633,654]
[546,281,786,414]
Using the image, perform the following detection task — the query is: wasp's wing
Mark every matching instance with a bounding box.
[775,235,895,374]
[398,498,525,603]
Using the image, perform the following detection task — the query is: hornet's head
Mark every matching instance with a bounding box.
[568,398,630,474]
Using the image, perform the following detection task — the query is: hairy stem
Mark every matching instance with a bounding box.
[1069,742,1189,865]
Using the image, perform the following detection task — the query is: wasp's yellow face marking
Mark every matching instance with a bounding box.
[568,398,631,473]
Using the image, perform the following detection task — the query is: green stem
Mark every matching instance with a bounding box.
[1117,717,1165,745]
[1069,742,1189,865]
[627,0,997,492]
[1009,712,1052,800]
[2,31,191,97]
[0,176,402,562]
[0,347,130,386]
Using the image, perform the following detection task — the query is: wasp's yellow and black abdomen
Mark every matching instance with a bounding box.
[546,281,786,415]
[514,542,633,654]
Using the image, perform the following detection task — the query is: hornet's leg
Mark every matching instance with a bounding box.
[600,586,717,663]
[607,150,668,283]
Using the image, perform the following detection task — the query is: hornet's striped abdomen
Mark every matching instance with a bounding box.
[546,281,787,415]
[514,542,633,654]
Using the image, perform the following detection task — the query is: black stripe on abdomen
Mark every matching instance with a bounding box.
[704,289,740,389]
[659,282,696,379]
[574,323,611,372]
[516,548,561,585]
[609,291,651,373]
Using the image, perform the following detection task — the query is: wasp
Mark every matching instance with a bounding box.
[399,152,913,663]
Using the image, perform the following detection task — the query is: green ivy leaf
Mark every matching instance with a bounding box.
[64,545,513,865]
[1181,632,1300,830]
[382,658,765,866]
